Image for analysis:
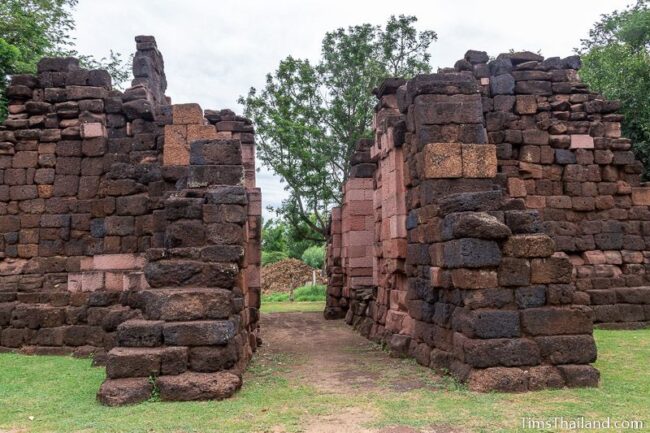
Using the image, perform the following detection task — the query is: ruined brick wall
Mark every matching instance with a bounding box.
[326,49,650,391]
[324,140,376,324]
[465,51,650,329]
[0,36,261,405]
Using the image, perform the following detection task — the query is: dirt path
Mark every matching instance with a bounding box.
[257,312,467,433]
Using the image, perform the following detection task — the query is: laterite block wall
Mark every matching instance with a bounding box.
[0,36,261,405]
[327,49,650,392]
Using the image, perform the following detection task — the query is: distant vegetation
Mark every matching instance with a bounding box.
[579,0,650,174]
[0,0,131,121]
[262,284,326,303]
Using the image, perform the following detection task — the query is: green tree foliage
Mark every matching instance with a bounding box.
[261,250,288,266]
[262,217,323,263]
[579,0,650,172]
[0,0,131,121]
[301,245,325,269]
[240,15,436,239]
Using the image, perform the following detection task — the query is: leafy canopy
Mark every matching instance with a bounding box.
[262,217,323,262]
[578,0,650,172]
[240,15,436,239]
[0,0,131,120]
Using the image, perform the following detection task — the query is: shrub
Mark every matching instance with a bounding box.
[301,245,325,269]
[262,250,288,266]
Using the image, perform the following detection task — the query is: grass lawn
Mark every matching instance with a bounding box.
[261,301,326,314]
[0,326,648,432]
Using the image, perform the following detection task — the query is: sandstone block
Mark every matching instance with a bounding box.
[173,103,203,125]
[462,144,497,178]
[423,143,462,178]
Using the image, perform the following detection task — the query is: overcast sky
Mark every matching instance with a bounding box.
[71,0,630,218]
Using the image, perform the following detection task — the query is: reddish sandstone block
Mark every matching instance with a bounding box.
[187,124,217,143]
[515,95,537,114]
[570,135,594,149]
[508,177,527,197]
[450,269,498,289]
[173,103,204,125]
[462,144,497,178]
[81,122,106,139]
[163,125,188,166]
[504,234,555,258]
[423,143,462,178]
[81,271,104,292]
[93,254,144,271]
[583,250,606,265]
[519,162,543,179]
[631,187,650,206]
[530,257,572,284]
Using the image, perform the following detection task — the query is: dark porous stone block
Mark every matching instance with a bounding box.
[558,365,599,388]
[467,366,528,392]
[134,288,234,321]
[521,307,593,336]
[461,337,540,368]
[156,371,241,402]
[199,245,245,264]
[165,220,206,248]
[190,140,242,165]
[117,320,164,347]
[498,257,531,286]
[442,212,511,241]
[165,197,204,220]
[504,210,543,234]
[515,80,552,95]
[189,343,239,372]
[205,186,247,204]
[443,238,501,268]
[97,378,153,406]
[413,93,483,126]
[594,232,624,250]
[439,190,503,214]
[163,320,236,346]
[490,74,515,95]
[106,347,162,378]
[535,335,597,364]
[188,165,244,187]
[406,73,479,102]
[462,289,513,309]
[459,309,521,339]
[555,149,576,165]
[515,285,547,308]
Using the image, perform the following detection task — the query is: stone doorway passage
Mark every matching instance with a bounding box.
[1,39,650,405]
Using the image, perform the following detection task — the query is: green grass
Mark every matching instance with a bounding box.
[0,329,648,433]
[260,301,325,313]
[262,284,326,303]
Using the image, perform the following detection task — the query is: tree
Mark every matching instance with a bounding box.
[261,217,324,263]
[578,0,650,172]
[240,15,436,239]
[0,0,131,121]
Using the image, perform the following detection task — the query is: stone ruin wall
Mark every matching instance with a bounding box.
[326,49,650,392]
[0,36,261,405]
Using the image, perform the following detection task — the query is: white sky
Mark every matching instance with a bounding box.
[71,0,631,218]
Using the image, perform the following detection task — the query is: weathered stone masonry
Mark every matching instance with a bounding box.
[326,50,650,392]
[0,36,261,405]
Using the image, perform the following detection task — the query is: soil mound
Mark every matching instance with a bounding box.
[261,258,326,293]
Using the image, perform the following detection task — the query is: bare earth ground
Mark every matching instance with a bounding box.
[258,312,467,433]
